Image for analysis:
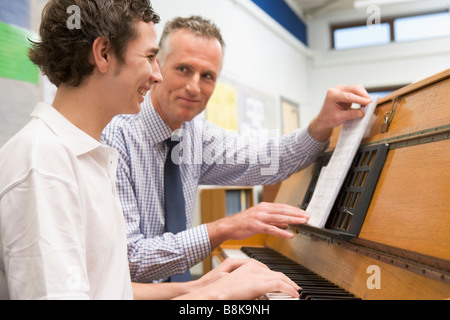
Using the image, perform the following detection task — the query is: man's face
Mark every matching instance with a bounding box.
[151,29,223,130]
[107,21,162,116]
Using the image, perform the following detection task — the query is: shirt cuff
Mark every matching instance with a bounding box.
[301,127,330,154]
[179,224,211,268]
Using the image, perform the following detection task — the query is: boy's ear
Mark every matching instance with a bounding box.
[91,37,111,73]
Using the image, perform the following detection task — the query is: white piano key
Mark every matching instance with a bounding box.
[222,248,250,259]
[265,292,299,300]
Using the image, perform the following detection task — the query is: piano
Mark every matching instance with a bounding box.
[212,69,450,300]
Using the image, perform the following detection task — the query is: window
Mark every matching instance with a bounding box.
[334,23,391,50]
[331,10,450,50]
[367,85,408,99]
[394,11,450,42]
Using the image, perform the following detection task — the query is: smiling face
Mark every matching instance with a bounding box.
[151,29,223,130]
[108,20,163,116]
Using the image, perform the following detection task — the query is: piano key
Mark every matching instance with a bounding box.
[299,289,355,300]
[308,296,362,300]
[265,292,299,300]
[299,288,350,294]
[240,246,360,300]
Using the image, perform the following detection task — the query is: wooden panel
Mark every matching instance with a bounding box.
[261,182,281,203]
[378,68,450,105]
[370,76,450,140]
[200,187,254,224]
[359,139,450,261]
[273,164,315,207]
[273,139,450,263]
[266,234,450,300]
[201,189,227,223]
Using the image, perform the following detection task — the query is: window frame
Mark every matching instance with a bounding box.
[366,84,409,99]
[330,9,448,50]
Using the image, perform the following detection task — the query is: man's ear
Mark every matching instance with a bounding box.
[91,37,111,73]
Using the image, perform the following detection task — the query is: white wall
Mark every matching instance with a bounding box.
[3,0,449,143]
[0,0,313,146]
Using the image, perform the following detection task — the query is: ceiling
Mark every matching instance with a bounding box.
[285,0,448,19]
[285,0,355,19]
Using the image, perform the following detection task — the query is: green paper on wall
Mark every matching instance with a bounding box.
[0,22,39,84]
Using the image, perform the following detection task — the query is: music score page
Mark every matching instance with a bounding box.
[306,98,378,228]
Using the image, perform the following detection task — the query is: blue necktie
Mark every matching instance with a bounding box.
[164,137,191,282]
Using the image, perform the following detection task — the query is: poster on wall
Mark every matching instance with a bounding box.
[0,22,39,84]
[206,77,277,136]
[206,80,239,131]
[0,0,41,147]
[237,84,277,137]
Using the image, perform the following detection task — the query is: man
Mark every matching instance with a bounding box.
[102,16,372,283]
[0,1,300,300]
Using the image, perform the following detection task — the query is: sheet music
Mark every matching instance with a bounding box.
[306,98,378,228]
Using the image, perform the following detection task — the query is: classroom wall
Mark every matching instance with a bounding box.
[2,0,449,144]
[0,0,313,146]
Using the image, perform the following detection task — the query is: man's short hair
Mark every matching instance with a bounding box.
[29,0,160,87]
[157,15,225,67]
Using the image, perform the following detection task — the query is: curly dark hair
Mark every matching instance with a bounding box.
[29,0,160,87]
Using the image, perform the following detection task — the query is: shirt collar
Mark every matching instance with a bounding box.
[31,102,106,156]
[140,92,176,145]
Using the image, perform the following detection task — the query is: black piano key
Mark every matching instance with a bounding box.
[295,283,336,288]
[299,288,349,294]
[299,289,355,300]
[292,280,336,286]
[241,246,360,300]
[308,296,362,300]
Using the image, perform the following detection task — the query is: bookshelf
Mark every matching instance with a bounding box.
[199,186,267,273]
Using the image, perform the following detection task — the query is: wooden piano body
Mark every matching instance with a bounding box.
[214,69,450,300]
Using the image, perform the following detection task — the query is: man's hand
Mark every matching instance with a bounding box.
[207,202,309,249]
[308,85,372,141]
